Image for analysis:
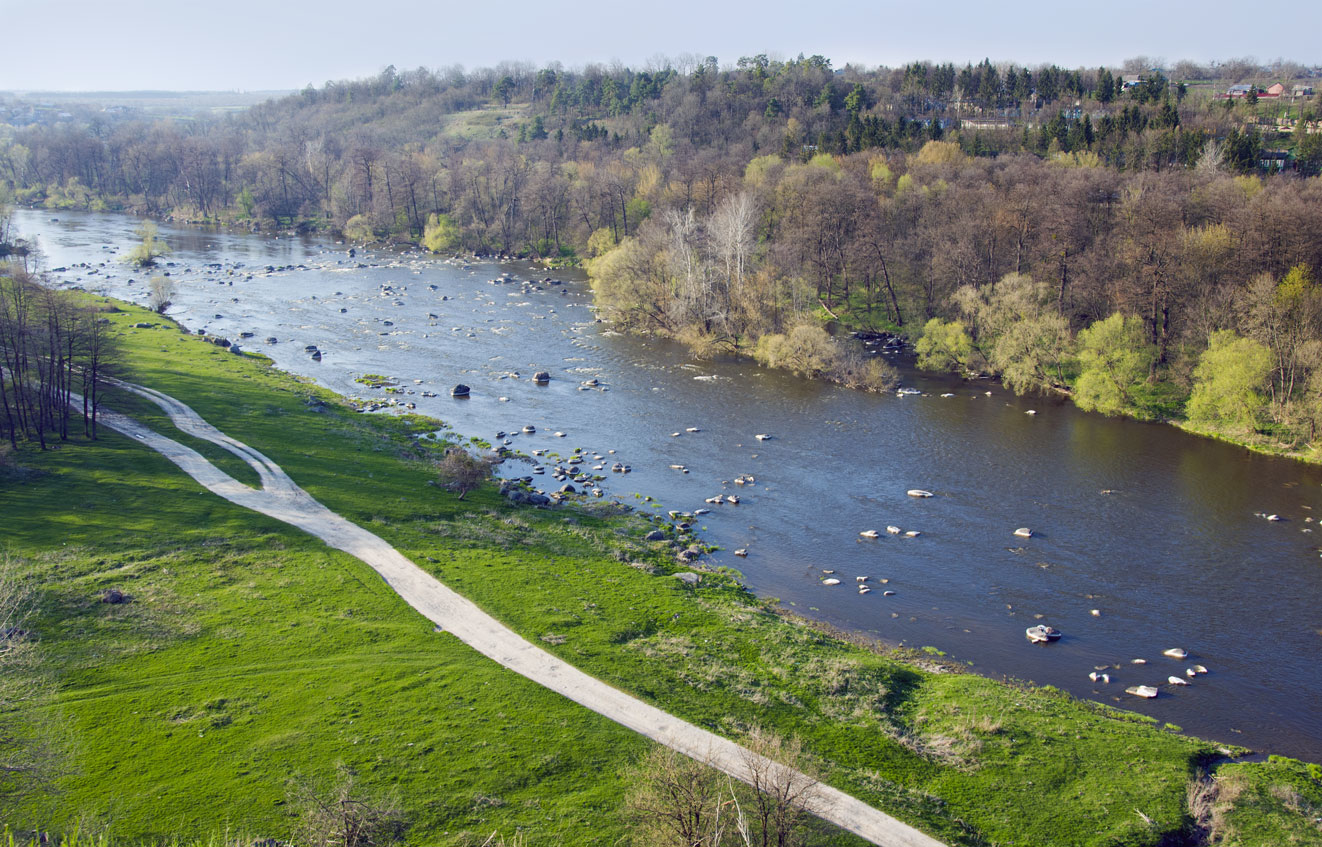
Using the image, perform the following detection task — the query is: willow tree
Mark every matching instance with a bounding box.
[1073,313,1156,417]
[1186,331,1272,433]
[124,222,169,268]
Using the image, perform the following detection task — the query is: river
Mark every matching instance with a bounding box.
[15,208,1322,762]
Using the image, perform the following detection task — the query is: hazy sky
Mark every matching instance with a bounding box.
[3,0,1319,92]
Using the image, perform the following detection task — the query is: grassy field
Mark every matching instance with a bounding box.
[436,106,531,141]
[4,296,1321,846]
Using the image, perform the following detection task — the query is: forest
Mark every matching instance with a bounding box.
[2,54,1321,454]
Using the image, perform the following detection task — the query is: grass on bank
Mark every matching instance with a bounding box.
[4,296,1321,846]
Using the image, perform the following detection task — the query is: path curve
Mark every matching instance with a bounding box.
[96,379,946,847]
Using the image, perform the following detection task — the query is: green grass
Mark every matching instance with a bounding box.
[1175,419,1322,466]
[4,296,1320,846]
[1209,756,1322,845]
[436,106,530,141]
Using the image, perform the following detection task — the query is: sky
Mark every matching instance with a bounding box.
[2,0,1320,92]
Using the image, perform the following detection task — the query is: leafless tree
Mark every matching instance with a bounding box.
[624,730,819,847]
[290,765,406,847]
[0,266,118,449]
[148,275,177,313]
[434,447,498,500]
[708,191,757,312]
[736,728,819,847]
[625,745,730,847]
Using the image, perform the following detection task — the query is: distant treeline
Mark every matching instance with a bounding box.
[2,54,1321,452]
[1,54,1319,241]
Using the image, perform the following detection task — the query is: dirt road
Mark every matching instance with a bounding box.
[96,379,945,847]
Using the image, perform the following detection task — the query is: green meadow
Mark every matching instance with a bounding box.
[4,297,1320,846]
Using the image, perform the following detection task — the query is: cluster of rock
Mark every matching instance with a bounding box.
[498,479,553,507]
[196,331,245,354]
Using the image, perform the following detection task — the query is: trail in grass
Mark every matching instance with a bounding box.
[92,378,945,847]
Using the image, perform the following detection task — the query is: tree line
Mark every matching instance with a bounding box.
[2,55,1321,450]
[585,140,1322,446]
[1,54,1318,246]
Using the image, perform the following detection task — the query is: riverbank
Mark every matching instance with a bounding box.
[4,292,1321,845]
[1173,419,1322,466]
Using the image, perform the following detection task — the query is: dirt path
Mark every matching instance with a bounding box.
[97,379,946,847]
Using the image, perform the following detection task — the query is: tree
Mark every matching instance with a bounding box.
[736,728,819,847]
[915,318,974,373]
[0,189,13,251]
[1296,130,1322,176]
[844,83,868,116]
[623,728,818,847]
[422,213,460,253]
[1095,68,1115,104]
[0,270,118,450]
[342,214,374,243]
[951,274,1071,392]
[434,447,497,500]
[148,275,177,313]
[1243,265,1322,405]
[707,192,757,308]
[494,75,516,107]
[124,221,169,268]
[1072,313,1156,416]
[624,746,730,847]
[1221,128,1261,174]
[1186,331,1272,433]
[290,765,406,847]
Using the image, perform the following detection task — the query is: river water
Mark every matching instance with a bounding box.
[16,209,1322,761]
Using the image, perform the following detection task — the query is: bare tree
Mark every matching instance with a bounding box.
[290,765,406,847]
[625,746,730,847]
[623,730,819,847]
[434,447,498,500]
[148,275,177,313]
[707,191,758,322]
[736,729,819,847]
[1194,139,1226,176]
[0,267,120,449]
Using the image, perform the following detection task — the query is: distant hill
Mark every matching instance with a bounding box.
[0,89,291,117]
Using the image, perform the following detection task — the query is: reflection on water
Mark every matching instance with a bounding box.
[17,208,1322,762]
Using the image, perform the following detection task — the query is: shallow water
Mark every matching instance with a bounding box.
[18,209,1322,761]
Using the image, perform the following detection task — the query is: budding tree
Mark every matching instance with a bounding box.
[148,275,177,313]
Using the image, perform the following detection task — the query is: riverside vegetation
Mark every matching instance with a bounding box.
[3,270,1322,844]
[5,54,1322,449]
[7,55,1322,443]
